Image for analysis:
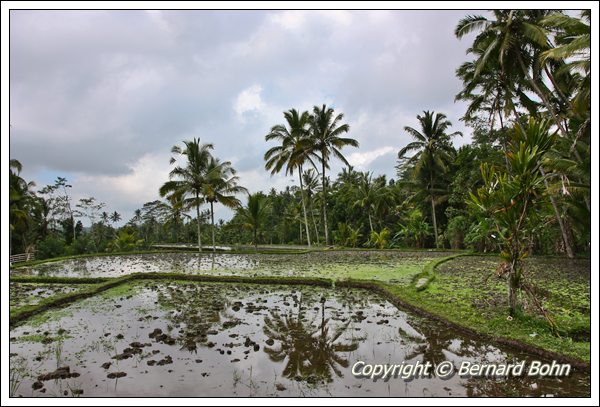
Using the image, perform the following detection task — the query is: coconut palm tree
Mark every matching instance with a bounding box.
[455,10,567,136]
[203,157,247,252]
[398,111,461,248]
[353,172,390,233]
[160,138,214,253]
[265,109,318,247]
[309,104,358,246]
[302,168,321,244]
[237,193,269,250]
[109,211,122,224]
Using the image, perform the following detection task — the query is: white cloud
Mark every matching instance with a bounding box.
[73,152,171,223]
[347,146,396,169]
[233,84,265,122]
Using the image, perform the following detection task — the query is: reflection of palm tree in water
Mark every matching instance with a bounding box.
[263,292,360,383]
[157,284,226,351]
[401,324,452,375]
[401,319,484,377]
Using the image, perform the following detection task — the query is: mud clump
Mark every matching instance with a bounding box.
[149,328,176,345]
[101,362,112,369]
[38,366,80,381]
[107,372,127,379]
[32,381,44,390]
[112,346,143,360]
[157,355,173,366]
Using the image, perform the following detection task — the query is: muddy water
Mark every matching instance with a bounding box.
[9,282,589,397]
[10,251,443,280]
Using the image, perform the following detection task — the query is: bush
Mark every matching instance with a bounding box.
[445,215,468,249]
[36,235,67,259]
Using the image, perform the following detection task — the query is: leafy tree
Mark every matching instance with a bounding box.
[470,118,556,319]
[369,228,390,249]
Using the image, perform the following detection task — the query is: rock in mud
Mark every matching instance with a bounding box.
[32,381,44,390]
[101,362,112,369]
[265,339,275,346]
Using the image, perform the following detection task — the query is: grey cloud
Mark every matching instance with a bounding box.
[10,9,481,222]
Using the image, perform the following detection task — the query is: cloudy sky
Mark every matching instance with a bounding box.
[10,9,480,224]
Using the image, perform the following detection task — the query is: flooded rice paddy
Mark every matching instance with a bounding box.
[10,251,449,284]
[9,281,590,397]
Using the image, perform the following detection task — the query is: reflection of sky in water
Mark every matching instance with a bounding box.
[10,251,443,279]
[9,282,590,397]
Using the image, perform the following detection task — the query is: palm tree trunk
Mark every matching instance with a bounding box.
[210,201,216,253]
[322,161,330,246]
[254,228,257,251]
[196,193,202,253]
[539,168,574,258]
[431,195,439,249]
[368,211,374,233]
[430,173,439,249]
[298,167,311,247]
[310,201,320,245]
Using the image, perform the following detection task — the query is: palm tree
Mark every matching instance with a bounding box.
[160,138,214,253]
[236,193,269,250]
[302,168,321,245]
[203,157,247,252]
[309,104,358,246]
[162,194,191,243]
[455,10,567,137]
[109,211,122,224]
[265,109,317,247]
[353,172,390,233]
[398,111,461,248]
[9,159,35,253]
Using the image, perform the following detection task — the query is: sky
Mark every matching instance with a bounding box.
[9,9,481,225]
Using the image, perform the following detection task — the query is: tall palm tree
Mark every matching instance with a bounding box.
[302,168,321,244]
[160,138,214,253]
[309,104,358,246]
[265,108,317,247]
[398,111,461,248]
[203,157,247,252]
[237,193,269,251]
